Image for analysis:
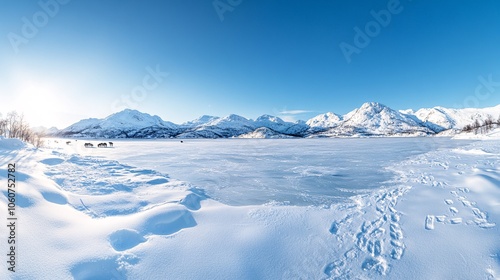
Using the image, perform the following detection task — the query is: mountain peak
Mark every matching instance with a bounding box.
[182,115,220,127]
[256,115,285,123]
[359,102,389,112]
[104,109,165,126]
[223,114,249,122]
[107,108,149,118]
[306,112,342,128]
[336,102,433,136]
[119,108,140,113]
[198,115,218,121]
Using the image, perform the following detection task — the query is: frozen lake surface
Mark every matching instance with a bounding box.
[69,138,473,206]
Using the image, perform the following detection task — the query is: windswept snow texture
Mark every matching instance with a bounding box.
[1,137,499,279]
[52,138,471,206]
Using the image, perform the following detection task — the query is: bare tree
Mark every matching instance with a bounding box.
[17,114,29,140]
[6,111,19,138]
[32,133,45,148]
[484,115,494,132]
[0,118,7,137]
[0,111,44,147]
[473,119,481,134]
[462,124,473,132]
[463,115,500,135]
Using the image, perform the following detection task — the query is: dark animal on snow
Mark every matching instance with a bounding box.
[84,143,93,148]
[108,142,113,147]
[98,143,108,148]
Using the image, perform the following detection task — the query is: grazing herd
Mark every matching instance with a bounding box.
[59,140,184,149]
[84,142,113,148]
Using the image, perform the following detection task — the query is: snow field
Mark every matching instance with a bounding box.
[0,140,340,279]
[0,137,498,279]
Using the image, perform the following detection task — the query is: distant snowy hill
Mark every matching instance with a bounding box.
[238,127,296,139]
[255,115,309,136]
[180,115,220,128]
[409,105,500,132]
[177,114,256,138]
[32,126,60,135]
[59,109,180,138]
[307,112,342,129]
[56,103,500,139]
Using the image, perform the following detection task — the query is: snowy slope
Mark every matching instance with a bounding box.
[453,127,500,140]
[307,112,343,128]
[180,115,221,128]
[254,115,291,133]
[32,126,60,135]
[59,109,180,138]
[177,114,256,138]
[62,117,101,133]
[0,137,27,149]
[254,115,309,136]
[101,109,176,129]
[411,104,500,132]
[238,127,296,138]
[321,102,433,136]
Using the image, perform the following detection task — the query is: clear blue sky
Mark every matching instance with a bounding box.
[1,0,499,128]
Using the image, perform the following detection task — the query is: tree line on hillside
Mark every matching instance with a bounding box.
[462,115,500,134]
[0,111,44,147]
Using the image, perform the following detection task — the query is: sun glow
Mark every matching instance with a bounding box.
[12,78,65,128]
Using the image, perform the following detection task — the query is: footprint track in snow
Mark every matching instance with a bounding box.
[425,187,495,230]
[324,187,408,278]
[425,215,435,230]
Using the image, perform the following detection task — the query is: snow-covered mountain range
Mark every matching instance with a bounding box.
[54,103,500,139]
